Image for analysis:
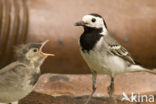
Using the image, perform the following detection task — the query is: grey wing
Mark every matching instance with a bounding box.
[104,35,135,64]
[0,62,27,87]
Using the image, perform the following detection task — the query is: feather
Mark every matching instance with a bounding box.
[103,34,135,64]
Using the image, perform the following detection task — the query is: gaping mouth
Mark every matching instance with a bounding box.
[39,40,55,57]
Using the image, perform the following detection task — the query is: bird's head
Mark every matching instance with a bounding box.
[75,13,107,30]
[15,40,54,65]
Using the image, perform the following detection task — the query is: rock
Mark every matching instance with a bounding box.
[20,71,156,104]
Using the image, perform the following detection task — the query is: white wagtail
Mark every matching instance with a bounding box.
[0,40,54,104]
[75,13,156,104]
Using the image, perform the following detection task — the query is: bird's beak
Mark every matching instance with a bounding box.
[75,21,87,26]
[39,40,55,57]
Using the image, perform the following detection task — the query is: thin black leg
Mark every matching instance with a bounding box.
[108,77,114,97]
[84,71,97,104]
[108,77,117,104]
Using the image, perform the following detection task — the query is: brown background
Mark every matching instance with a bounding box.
[0,0,156,74]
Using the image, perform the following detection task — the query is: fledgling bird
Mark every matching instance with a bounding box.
[75,13,156,104]
[0,40,54,104]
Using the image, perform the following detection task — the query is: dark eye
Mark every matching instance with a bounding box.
[33,49,38,53]
[91,18,96,23]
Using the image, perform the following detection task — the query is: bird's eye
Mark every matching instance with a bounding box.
[91,18,96,23]
[33,48,38,53]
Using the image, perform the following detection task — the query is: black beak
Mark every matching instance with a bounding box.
[75,21,87,26]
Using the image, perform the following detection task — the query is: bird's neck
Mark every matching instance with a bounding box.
[83,26,108,35]
[101,26,108,35]
[17,58,42,68]
[17,57,29,64]
[84,26,102,33]
[80,27,103,52]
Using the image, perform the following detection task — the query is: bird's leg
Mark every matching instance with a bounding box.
[108,77,114,97]
[108,77,117,104]
[84,71,97,104]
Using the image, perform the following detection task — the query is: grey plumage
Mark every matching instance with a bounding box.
[0,40,54,104]
[103,34,135,64]
[0,62,35,102]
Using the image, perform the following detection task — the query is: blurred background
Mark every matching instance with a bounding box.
[0,0,156,74]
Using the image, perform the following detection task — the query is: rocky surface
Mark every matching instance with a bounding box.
[20,71,156,104]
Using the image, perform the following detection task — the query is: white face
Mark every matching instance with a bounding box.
[82,15,105,29]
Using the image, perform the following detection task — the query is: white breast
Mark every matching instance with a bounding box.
[79,37,127,77]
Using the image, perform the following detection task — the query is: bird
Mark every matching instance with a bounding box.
[75,13,156,104]
[0,40,54,104]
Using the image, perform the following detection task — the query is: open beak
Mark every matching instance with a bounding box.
[39,40,55,57]
[75,21,87,26]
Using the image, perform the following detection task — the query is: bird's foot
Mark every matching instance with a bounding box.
[84,87,96,104]
[108,81,114,97]
[107,77,117,104]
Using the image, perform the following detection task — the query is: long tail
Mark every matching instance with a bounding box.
[127,64,156,74]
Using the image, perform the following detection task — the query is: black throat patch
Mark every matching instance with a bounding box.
[80,27,103,52]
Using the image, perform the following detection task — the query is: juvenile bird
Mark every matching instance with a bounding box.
[75,13,156,104]
[0,40,54,104]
